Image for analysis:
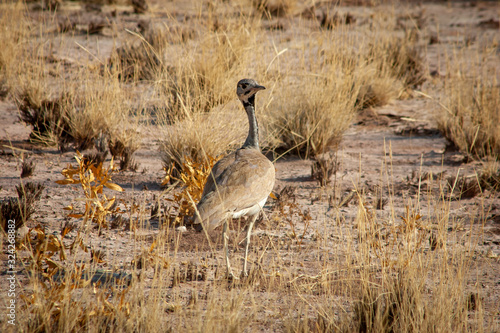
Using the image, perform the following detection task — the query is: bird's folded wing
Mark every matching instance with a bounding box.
[196,149,275,229]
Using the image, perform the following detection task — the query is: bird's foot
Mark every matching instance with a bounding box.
[225,270,239,282]
[240,270,249,280]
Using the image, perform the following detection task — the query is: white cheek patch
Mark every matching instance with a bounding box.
[241,92,252,103]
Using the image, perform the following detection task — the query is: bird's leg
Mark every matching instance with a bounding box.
[223,219,236,280]
[242,214,258,277]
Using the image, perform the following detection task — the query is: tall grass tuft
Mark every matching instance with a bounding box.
[0,2,28,97]
[159,15,264,168]
[439,74,499,160]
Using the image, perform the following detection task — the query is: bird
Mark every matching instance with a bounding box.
[193,78,275,279]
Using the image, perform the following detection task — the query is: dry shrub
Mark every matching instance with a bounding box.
[67,71,142,152]
[157,19,262,121]
[271,82,356,157]
[109,25,170,82]
[131,0,148,14]
[446,161,500,199]
[355,34,425,109]
[0,182,45,231]
[355,75,401,110]
[17,91,74,146]
[479,159,500,191]
[163,154,221,226]
[110,40,163,82]
[351,273,427,332]
[438,75,499,160]
[446,174,481,199]
[108,130,141,171]
[160,107,247,171]
[371,36,426,89]
[17,73,141,153]
[82,151,108,167]
[344,264,474,332]
[109,21,193,81]
[267,42,361,157]
[0,2,28,94]
[266,30,424,157]
[274,77,358,157]
[320,11,356,29]
[355,47,406,108]
[311,153,338,186]
[21,159,35,178]
[9,33,73,146]
[252,0,295,18]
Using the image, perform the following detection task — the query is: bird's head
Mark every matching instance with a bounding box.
[236,79,266,104]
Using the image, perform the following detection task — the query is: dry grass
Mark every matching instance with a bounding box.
[1,181,44,231]
[155,14,267,170]
[158,6,427,161]
[0,1,498,332]
[0,2,28,97]
[160,105,247,169]
[157,19,263,120]
[20,159,35,178]
[438,64,499,160]
[268,73,360,157]
[264,29,424,157]
[1,2,142,157]
[14,64,142,155]
[252,0,296,18]
[8,172,494,332]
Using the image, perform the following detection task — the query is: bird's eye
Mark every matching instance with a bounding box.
[240,83,248,89]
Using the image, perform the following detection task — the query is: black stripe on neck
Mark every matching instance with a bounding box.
[242,94,255,108]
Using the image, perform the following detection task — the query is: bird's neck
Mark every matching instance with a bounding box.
[241,94,259,150]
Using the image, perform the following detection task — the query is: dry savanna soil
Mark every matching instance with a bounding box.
[0,0,499,332]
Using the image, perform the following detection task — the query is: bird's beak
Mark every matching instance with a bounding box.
[253,84,266,92]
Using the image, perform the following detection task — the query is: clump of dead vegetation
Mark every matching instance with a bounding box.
[311,153,338,186]
[266,29,425,157]
[162,154,221,226]
[17,91,74,147]
[21,158,35,178]
[270,75,360,157]
[446,160,500,199]
[368,35,426,90]
[14,69,141,164]
[0,181,45,231]
[355,33,426,109]
[0,2,28,97]
[438,72,499,160]
[160,108,247,173]
[109,23,170,82]
[108,132,140,171]
[159,23,261,119]
[252,0,295,18]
